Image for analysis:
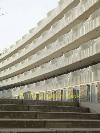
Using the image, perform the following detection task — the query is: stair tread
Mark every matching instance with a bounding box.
[0,104,78,107]
[0,119,99,121]
[0,128,100,131]
[0,100,99,130]
[0,111,98,114]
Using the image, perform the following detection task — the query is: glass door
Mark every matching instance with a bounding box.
[73,87,79,102]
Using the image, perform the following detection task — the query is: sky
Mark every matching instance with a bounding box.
[0,0,58,51]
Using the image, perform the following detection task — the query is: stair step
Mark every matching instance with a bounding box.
[0,128,100,133]
[0,104,89,112]
[0,100,99,131]
[0,119,99,128]
[29,105,89,113]
[0,111,37,119]
[0,111,99,119]
[0,104,29,111]
[37,112,100,119]
[0,99,23,104]
[0,99,78,106]
[23,100,79,106]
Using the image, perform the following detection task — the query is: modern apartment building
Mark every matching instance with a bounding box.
[0,0,100,112]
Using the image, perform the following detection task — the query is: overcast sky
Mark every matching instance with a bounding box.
[0,0,58,51]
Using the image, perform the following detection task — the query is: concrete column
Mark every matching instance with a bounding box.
[97,82,100,103]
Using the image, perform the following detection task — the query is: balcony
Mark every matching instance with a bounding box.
[0,0,99,72]
[0,0,78,62]
[0,15,100,81]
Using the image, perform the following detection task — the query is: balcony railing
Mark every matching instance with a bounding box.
[0,0,99,69]
[0,13,100,80]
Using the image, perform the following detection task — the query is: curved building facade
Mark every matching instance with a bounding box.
[0,0,100,112]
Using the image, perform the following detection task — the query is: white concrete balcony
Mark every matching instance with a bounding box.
[0,0,78,62]
[11,87,21,98]
[93,38,100,54]
[0,42,35,69]
[71,70,81,85]
[1,63,100,96]
[0,3,98,85]
[0,15,65,69]
[0,0,99,71]
[80,41,94,59]
[91,63,100,82]
[76,67,92,85]
[47,8,58,23]
[0,13,100,81]
[0,39,100,87]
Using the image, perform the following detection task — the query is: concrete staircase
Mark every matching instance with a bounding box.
[0,99,100,132]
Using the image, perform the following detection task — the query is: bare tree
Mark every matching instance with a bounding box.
[0,8,6,16]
